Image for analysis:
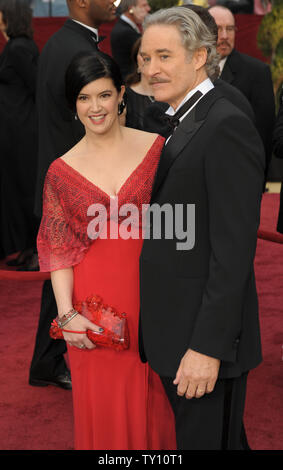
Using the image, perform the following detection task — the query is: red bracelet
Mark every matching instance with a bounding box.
[61,329,87,334]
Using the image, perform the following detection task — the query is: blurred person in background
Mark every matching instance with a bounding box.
[209,5,275,181]
[273,87,283,164]
[111,0,150,79]
[0,0,39,271]
[124,37,157,130]
[253,0,272,15]
[273,87,283,233]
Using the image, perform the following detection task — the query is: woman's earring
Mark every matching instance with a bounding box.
[118,99,126,116]
[74,112,78,120]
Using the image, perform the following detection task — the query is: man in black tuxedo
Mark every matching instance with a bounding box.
[209,5,275,179]
[139,7,264,450]
[110,0,150,80]
[29,0,116,389]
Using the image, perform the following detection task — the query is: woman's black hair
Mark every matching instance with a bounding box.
[0,0,33,39]
[65,50,124,113]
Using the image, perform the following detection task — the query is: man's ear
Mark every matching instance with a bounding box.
[194,47,208,71]
[76,0,88,8]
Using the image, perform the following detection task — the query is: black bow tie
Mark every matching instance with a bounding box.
[163,90,203,130]
[90,32,106,44]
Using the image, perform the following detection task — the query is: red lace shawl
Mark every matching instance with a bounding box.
[37,135,164,272]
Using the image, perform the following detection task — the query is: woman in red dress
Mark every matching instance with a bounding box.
[37,51,176,450]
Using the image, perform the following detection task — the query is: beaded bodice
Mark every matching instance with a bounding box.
[37,135,164,272]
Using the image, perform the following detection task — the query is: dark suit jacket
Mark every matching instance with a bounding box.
[139,88,265,380]
[34,19,99,217]
[221,49,275,173]
[273,87,283,233]
[273,88,283,160]
[110,17,140,80]
[214,78,255,123]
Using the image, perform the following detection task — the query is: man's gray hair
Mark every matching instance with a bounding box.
[119,0,138,14]
[143,7,219,80]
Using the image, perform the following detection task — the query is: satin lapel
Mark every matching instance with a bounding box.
[151,108,205,199]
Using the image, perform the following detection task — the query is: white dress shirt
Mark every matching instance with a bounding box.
[71,19,99,42]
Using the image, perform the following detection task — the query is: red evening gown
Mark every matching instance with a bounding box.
[37,135,176,450]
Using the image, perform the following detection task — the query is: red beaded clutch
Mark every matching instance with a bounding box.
[50,295,129,351]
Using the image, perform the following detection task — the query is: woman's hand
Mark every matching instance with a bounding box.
[62,313,103,350]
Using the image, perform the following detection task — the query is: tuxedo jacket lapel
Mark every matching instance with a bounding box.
[151,109,204,199]
[151,88,224,200]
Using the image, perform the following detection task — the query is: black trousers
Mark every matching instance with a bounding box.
[160,373,249,450]
[29,280,68,379]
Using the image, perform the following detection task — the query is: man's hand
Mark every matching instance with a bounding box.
[173,349,220,399]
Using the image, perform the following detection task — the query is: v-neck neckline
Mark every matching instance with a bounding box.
[57,135,162,200]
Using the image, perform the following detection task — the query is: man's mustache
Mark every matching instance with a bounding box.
[218,40,231,48]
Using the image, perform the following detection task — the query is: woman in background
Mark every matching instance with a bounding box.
[0,0,39,270]
[124,37,157,130]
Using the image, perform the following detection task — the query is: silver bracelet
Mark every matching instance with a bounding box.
[57,309,79,328]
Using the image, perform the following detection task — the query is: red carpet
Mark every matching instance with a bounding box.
[0,279,73,450]
[244,193,283,450]
[0,193,282,450]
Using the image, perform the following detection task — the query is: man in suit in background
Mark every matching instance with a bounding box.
[273,87,283,233]
[29,0,116,389]
[110,0,150,80]
[139,6,264,449]
[209,5,275,180]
